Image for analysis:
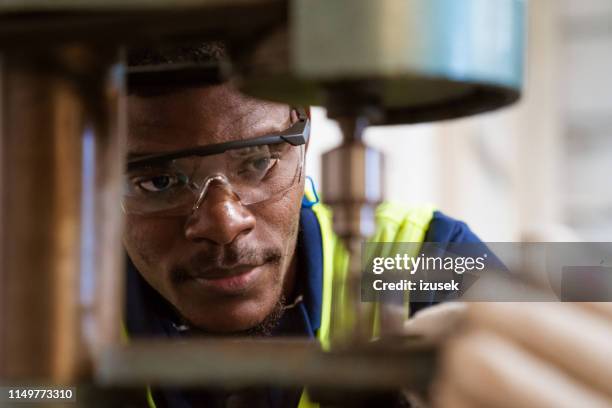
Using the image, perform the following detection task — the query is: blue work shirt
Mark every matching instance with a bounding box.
[125,207,484,407]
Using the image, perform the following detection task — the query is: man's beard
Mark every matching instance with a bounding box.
[243,295,286,336]
[179,295,287,338]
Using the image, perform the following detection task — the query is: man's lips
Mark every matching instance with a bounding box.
[184,264,266,294]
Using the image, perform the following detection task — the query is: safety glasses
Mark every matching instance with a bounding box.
[122,109,310,216]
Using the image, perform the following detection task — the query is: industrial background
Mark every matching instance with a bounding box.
[307,0,612,242]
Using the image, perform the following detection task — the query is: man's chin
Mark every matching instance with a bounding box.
[176,295,286,336]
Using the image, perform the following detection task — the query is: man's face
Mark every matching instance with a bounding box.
[123,85,304,333]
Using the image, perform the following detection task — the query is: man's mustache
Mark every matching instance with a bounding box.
[171,245,282,283]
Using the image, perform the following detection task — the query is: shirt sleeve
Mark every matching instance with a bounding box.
[424,210,483,244]
[410,210,488,316]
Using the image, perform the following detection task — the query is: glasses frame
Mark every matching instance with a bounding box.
[127,108,310,172]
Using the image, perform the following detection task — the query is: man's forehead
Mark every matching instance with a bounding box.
[127,84,291,154]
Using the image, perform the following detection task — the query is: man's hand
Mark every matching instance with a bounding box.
[432,302,612,408]
[403,303,468,342]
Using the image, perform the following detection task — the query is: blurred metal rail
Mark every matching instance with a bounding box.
[97,338,436,390]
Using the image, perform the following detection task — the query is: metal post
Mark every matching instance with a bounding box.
[0,45,123,383]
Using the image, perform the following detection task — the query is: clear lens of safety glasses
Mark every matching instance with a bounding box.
[122,112,310,216]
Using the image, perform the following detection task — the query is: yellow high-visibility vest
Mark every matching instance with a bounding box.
[297,199,434,408]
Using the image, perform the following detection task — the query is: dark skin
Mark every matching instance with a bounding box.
[124,84,305,333]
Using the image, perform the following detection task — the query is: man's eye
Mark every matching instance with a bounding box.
[136,174,185,193]
[240,155,279,176]
[252,157,276,172]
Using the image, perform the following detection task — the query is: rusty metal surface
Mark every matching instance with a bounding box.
[97,338,436,390]
[0,46,121,383]
[0,0,285,48]
[0,0,273,11]
[0,50,85,382]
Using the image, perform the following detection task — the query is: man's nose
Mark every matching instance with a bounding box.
[184,183,256,245]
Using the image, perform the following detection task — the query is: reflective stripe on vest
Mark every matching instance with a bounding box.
[140,195,434,408]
